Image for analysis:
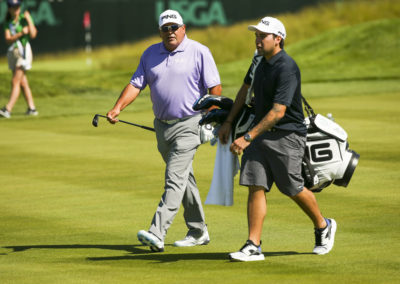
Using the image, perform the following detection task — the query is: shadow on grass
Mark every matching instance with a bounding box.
[2,244,312,263]
[87,250,312,263]
[3,244,147,254]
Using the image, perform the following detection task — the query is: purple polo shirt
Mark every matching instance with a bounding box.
[130,35,221,120]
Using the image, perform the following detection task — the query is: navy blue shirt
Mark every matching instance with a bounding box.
[244,50,307,136]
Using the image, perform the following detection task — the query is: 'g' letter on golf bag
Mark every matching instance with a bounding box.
[302,114,360,192]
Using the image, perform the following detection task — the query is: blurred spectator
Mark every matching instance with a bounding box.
[0,0,38,119]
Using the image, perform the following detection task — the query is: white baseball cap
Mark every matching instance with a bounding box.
[159,10,184,27]
[248,17,286,40]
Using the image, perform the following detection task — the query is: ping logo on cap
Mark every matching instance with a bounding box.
[161,14,177,20]
[261,19,270,26]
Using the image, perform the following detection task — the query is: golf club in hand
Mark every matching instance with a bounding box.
[92,114,155,132]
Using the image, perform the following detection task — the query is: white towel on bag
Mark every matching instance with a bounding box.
[205,136,240,206]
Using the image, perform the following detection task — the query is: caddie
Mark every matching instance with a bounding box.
[218,16,337,262]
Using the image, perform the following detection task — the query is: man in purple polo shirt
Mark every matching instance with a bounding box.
[106,9,221,252]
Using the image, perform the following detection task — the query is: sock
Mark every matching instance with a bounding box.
[248,240,261,247]
[316,218,330,231]
[324,217,331,228]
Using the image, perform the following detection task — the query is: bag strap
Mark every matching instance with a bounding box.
[245,54,263,105]
[301,95,316,119]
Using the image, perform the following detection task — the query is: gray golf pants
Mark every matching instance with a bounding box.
[148,114,206,241]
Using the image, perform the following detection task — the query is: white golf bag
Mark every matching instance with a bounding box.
[302,114,360,192]
[230,104,360,192]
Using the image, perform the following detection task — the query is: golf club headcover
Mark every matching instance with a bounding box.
[199,109,230,125]
[193,94,234,111]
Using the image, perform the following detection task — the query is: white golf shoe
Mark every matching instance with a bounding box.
[313,218,337,255]
[229,240,265,262]
[137,230,164,252]
[173,227,210,247]
[26,108,39,116]
[0,107,11,119]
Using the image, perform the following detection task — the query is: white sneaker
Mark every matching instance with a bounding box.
[137,230,164,252]
[313,218,337,255]
[229,240,265,262]
[0,107,11,118]
[26,108,39,116]
[173,227,210,247]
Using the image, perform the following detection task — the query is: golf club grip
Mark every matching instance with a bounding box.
[95,114,155,132]
[119,120,155,132]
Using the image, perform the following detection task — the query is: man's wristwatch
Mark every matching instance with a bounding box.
[244,133,253,142]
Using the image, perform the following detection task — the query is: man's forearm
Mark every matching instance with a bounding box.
[209,84,222,96]
[247,103,286,139]
[114,84,140,111]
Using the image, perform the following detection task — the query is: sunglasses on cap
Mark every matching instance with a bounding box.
[160,24,182,33]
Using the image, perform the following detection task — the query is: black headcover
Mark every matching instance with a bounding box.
[193,94,233,111]
[199,109,230,125]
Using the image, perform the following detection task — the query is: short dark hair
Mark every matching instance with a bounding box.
[272,34,284,49]
[279,39,285,49]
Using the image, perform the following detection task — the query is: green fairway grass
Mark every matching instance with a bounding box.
[0,91,398,284]
[1,1,399,283]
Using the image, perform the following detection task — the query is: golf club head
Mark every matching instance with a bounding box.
[92,114,99,127]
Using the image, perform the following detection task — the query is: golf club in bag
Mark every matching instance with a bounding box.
[92,114,155,132]
[193,94,256,141]
[192,94,360,193]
